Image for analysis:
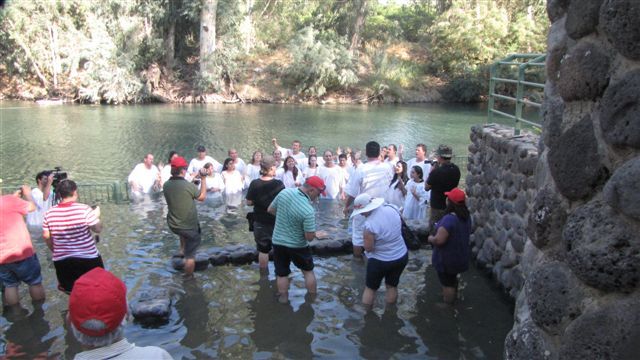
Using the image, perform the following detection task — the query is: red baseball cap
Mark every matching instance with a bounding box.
[445,188,466,204]
[69,268,127,337]
[305,176,326,196]
[170,156,188,168]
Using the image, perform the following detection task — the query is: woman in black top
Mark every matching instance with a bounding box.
[245,156,285,273]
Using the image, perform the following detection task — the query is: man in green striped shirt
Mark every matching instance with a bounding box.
[268,176,326,303]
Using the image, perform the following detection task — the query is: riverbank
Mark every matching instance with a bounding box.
[0,68,445,105]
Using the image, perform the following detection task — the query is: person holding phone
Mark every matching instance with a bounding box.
[43,180,103,293]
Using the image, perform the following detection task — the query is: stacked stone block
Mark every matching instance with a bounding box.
[504,1,640,358]
[466,124,539,298]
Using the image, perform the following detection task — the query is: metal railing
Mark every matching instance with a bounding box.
[488,53,545,135]
[1,181,131,205]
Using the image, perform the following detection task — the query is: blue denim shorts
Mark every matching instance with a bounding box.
[0,254,43,287]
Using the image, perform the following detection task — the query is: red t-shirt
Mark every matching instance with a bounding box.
[0,195,34,264]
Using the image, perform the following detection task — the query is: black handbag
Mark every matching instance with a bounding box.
[246,212,255,232]
[401,217,421,250]
[385,205,421,250]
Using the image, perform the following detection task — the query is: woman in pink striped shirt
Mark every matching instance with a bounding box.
[43,180,103,293]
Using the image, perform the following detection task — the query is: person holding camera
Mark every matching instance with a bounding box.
[43,180,103,293]
[26,171,54,228]
[426,145,461,234]
[163,156,207,277]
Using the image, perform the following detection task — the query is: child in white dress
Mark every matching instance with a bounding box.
[403,165,429,220]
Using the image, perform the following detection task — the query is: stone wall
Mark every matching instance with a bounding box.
[466,124,539,298]
[503,0,640,359]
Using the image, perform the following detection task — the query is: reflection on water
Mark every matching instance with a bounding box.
[1,103,514,358]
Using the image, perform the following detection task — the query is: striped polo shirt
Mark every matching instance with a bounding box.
[43,201,100,261]
[270,188,316,248]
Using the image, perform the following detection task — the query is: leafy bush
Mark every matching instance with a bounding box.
[441,68,488,103]
[285,26,358,97]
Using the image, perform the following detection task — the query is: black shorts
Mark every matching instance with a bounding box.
[253,222,274,254]
[54,256,104,293]
[366,252,408,290]
[437,271,459,288]
[170,226,202,259]
[273,244,314,277]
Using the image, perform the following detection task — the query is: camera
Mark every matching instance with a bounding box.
[43,166,68,189]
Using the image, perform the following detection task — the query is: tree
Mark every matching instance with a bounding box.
[349,0,368,53]
[199,0,218,75]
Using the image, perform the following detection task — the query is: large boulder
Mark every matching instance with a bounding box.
[603,157,640,221]
[130,288,172,323]
[599,70,640,149]
[557,41,611,102]
[527,186,569,249]
[565,0,603,39]
[548,114,609,201]
[600,0,640,60]
[526,262,584,335]
[559,297,640,359]
[563,199,640,292]
[547,0,571,22]
[504,320,555,360]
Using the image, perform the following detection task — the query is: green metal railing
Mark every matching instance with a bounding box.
[76,182,131,204]
[488,53,546,135]
[1,181,131,205]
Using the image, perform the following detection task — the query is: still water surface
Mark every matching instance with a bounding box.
[0,102,514,359]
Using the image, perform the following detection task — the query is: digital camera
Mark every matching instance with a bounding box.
[43,167,68,189]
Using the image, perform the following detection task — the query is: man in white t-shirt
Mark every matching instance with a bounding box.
[26,171,54,228]
[128,154,161,194]
[318,150,345,200]
[385,144,403,168]
[228,148,246,176]
[188,145,222,178]
[406,143,432,178]
[272,138,306,167]
[344,141,393,258]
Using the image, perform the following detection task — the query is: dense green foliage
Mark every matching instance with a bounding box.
[0,0,549,103]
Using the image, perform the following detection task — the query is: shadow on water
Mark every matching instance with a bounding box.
[250,277,314,359]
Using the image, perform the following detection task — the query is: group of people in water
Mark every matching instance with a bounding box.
[1,137,470,358]
[145,138,469,306]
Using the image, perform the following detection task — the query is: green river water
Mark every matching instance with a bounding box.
[0,101,514,359]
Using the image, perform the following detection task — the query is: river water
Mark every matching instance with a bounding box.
[0,102,514,359]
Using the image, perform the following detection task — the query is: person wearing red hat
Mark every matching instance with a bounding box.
[268,176,325,303]
[163,156,207,276]
[427,188,471,304]
[69,268,172,359]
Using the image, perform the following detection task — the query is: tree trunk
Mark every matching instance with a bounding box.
[199,0,218,75]
[165,19,176,68]
[7,19,48,88]
[349,0,368,53]
[241,0,255,53]
[48,22,60,90]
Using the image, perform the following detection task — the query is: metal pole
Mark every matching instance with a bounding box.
[515,63,525,136]
[488,61,497,124]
